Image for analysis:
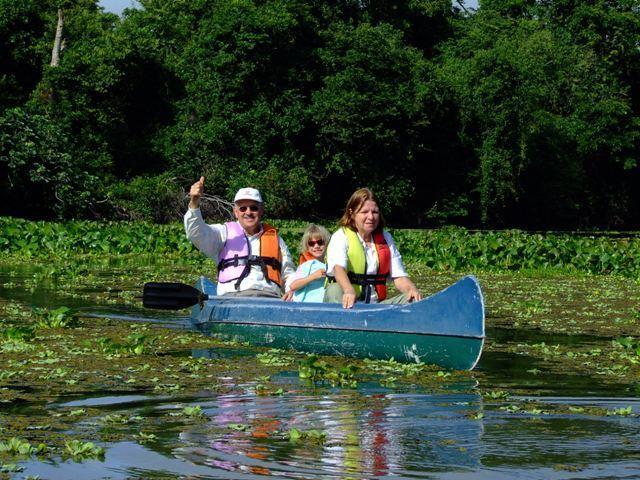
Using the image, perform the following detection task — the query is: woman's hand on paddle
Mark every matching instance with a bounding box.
[189,176,205,209]
[342,288,357,309]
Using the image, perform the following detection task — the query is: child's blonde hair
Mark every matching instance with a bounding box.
[300,224,331,255]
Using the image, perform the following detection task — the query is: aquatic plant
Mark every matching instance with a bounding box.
[484,391,510,400]
[33,306,77,329]
[0,438,47,457]
[298,355,329,381]
[606,406,633,416]
[135,432,157,444]
[0,218,194,258]
[100,414,143,425]
[182,406,205,418]
[256,349,294,367]
[0,338,34,353]
[362,358,426,376]
[94,333,156,356]
[286,428,326,444]
[325,364,359,388]
[393,227,640,278]
[297,356,359,387]
[0,327,34,342]
[63,440,105,460]
[0,328,29,341]
[227,424,250,431]
[614,337,640,357]
[4,217,640,277]
[0,464,23,473]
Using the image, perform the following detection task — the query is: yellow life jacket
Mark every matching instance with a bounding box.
[343,227,390,302]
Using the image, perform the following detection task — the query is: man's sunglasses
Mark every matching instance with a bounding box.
[237,205,260,213]
[308,239,325,247]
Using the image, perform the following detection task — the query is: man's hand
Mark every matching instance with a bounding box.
[189,176,205,209]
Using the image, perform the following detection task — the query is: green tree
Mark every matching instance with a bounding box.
[439,5,639,227]
[0,0,54,111]
[311,22,431,216]
[0,107,100,218]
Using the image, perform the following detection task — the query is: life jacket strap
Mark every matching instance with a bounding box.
[217,254,249,271]
[218,255,283,290]
[347,272,387,303]
[325,272,386,303]
[247,255,282,286]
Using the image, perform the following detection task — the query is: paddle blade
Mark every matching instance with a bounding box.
[143,282,202,310]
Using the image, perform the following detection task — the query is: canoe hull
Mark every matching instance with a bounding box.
[191,275,485,370]
[197,322,483,369]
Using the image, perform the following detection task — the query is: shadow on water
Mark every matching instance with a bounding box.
[480,326,637,395]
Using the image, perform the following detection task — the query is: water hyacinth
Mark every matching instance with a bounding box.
[2,218,640,277]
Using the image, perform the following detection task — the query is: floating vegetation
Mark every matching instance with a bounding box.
[135,432,157,444]
[0,438,47,457]
[285,428,326,444]
[1,238,640,478]
[100,414,143,425]
[227,424,250,432]
[483,390,511,401]
[256,349,294,367]
[0,327,35,342]
[181,406,205,418]
[63,440,105,460]
[606,406,634,416]
[3,218,640,278]
[298,355,329,381]
[362,357,427,376]
[297,355,359,387]
[95,333,156,356]
[33,306,78,329]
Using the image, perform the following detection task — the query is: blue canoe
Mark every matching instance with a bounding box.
[190,275,485,370]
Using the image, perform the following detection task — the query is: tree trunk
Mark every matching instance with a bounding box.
[50,9,64,67]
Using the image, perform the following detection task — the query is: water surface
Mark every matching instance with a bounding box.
[1,262,639,479]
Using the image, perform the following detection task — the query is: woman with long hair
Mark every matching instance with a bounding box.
[325,188,421,309]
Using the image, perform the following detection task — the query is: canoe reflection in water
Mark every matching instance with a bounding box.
[176,380,483,477]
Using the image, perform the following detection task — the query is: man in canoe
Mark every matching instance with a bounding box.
[184,176,295,298]
[325,187,422,308]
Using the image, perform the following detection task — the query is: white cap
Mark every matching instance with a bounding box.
[233,187,263,204]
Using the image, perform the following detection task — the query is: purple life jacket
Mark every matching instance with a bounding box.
[217,222,250,285]
[217,222,282,290]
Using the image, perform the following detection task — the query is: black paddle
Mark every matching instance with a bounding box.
[142,282,208,310]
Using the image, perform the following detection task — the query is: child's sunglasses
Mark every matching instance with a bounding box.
[308,239,325,247]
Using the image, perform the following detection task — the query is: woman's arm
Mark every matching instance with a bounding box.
[393,276,422,302]
[333,265,357,309]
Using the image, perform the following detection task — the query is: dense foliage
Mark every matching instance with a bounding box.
[0,0,638,228]
[2,217,639,278]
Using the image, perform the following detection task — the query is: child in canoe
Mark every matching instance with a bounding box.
[285,224,331,302]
